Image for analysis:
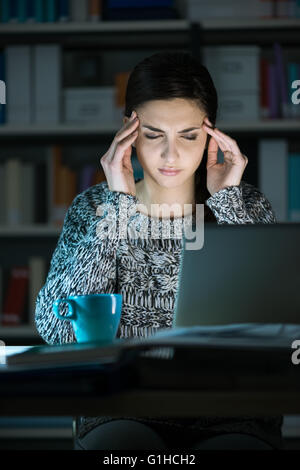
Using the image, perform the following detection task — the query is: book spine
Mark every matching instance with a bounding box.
[5,45,32,124]
[4,158,22,225]
[2,266,29,326]
[26,0,35,22]
[268,62,279,118]
[258,139,288,222]
[70,0,88,21]
[288,62,299,117]
[17,0,27,22]
[58,0,69,21]
[9,0,18,22]
[79,164,95,193]
[260,58,269,118]
[274,42,290,118]
[33,45,61,124]
[22,161,35,224]
[0,50,6,124]
[89,0,102,21]
[288,153,300,221]
[45,0,57,22]
[34,0,44,22]
[34,160,48,223]
[1,0,11,22]
[0,164,5,225]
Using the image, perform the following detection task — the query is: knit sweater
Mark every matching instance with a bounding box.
[35,177,284,449]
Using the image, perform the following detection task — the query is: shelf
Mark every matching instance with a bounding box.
[0,225,61,236]
[199,17,300,30]
[0,326,39,338]
[0,119,299,137]
[0,18,299,34]
[0,19,190,34]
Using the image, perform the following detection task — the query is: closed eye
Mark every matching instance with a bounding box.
[145,134,197,141]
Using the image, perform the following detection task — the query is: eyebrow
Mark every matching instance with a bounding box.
[142,125,201,133]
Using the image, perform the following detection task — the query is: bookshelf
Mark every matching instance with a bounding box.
[0,13,299,344]
[0,119,299,138]
[0,18,299,34]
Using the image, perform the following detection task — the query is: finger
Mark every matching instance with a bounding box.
[214,129,243,156]
[107,118,139,161]
[112,131,139,167]
[206,137,219,167]
[103,131,138,166]
[213,129,246,163]
[116,117,139,140]
[205,123,242,156]
[203,124,233,153]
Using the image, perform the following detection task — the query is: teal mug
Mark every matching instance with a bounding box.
[53,293,122,344]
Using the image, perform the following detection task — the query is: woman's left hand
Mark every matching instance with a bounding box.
[202,117,248,196]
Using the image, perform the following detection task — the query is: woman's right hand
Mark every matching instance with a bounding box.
[100,110,139,197]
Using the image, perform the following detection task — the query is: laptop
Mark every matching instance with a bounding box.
[173,222,300,327]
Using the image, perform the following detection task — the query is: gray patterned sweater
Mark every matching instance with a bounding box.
[35,177,284,449]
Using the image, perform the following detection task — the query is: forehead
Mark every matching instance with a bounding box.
[137,98,205,121]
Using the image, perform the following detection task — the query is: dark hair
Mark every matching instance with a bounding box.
[124,50,218,222]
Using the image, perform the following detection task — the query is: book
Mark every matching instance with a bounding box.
[70,0,88,21]
[5,45,32,124]
[274,42,290,118]
[33,44,62,124]
[22,161,35,225]
[34,0,44,22]
[89,0,102,22]
[2,266,29,326]
[4,158,22,225]
[288,153,300,221]
[5,324,299,369]
[45,0,57,22]
[258,138,288,222]
[5,338,128,368]
[58,0,69,22]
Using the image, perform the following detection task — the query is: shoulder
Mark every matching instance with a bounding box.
[61,181,111,235]
[70,180,139,225]
[76,180,110,208]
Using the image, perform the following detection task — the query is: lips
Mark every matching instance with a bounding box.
[159,168,182,175]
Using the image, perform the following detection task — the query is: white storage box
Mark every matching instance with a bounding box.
[217,90,260,120]
[63,87,116,124]
[203,46,260,92]
[182,0,273,19]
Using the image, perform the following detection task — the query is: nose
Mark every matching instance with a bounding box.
[161,139,180,165]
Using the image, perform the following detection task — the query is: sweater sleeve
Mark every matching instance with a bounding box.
[205,180,277,225]
[34,185,138,345]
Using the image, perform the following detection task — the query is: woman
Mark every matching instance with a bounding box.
[35,51,284,450]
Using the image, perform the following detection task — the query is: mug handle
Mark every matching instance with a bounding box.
[53,298,76,321]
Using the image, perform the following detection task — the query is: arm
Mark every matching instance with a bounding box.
[205,180,277,225]
[35,185,137,345]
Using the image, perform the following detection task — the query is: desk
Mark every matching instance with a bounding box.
[1,390,300,417]
[0,346,300,417]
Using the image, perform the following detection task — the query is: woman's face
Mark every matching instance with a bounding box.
[124,98,208,188]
